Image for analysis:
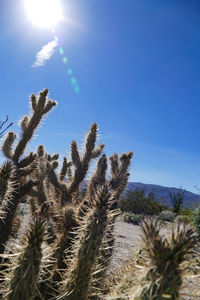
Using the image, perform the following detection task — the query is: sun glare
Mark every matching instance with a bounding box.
[25,0,62,28]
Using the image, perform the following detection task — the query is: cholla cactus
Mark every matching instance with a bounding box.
[0,89,57,257]
[137,218,197,300]
[0,89,196,300]
[59,185,115,300]
[0,89,134,300]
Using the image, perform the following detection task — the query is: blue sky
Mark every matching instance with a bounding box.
[0,0,200,192]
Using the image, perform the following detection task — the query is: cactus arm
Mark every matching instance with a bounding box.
[59,157,68,181]
[6,219,45,300]
[91,143,105,159]
[88,154,107,197]
[109,153,119,177]
[18,152,37,168]
[71,141,81,168]
[61,186,113,300]
[1,132,17,159]
[13,89,56,163]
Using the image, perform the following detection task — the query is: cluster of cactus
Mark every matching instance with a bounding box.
[0,89,197,300]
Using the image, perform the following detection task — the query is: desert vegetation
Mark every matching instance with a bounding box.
[170,190,185,214]
[119,188,200,227]
[119,189,168,215]
[0,89,199,299]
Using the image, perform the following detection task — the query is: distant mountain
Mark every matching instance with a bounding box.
[124,182,200,208]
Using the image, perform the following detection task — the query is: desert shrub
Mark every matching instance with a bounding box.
[177,208,193,224]
[192,206,200,237]
[119,190,166,215]
[122,212,144,225]
[175,215,192,225]
[159,210,177,222]
[179,208,193,217]
[169,190,185,214]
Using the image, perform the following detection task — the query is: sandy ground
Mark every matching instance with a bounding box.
[110,215,172,269]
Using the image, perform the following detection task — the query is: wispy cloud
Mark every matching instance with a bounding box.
[32,40,58,67]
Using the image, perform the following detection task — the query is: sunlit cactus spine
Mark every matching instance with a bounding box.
[0,161,16,203]
[0,169,19,255]
[3,218,46,300]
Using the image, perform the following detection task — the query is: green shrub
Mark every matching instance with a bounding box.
[175,215,192,225]
[159,210,177,222]
[122,212,144,225]
[177,208,193,224]
[119,190,167,215]
[179,208,193,217]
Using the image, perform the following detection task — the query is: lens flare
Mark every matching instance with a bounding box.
[54,34,80,94]
[54,35,58,42]
[59,47,64,55]
[63,57,68,64]
[68,68,72,75]
[71,77,76,85]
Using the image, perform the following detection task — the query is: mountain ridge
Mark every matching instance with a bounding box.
[124,182,200,208]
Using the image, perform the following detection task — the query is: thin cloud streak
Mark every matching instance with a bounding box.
[32,40,58,67]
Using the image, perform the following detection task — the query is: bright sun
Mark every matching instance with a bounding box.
[25,0,62,28]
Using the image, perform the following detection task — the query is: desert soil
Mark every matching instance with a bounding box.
[110,215,172,269]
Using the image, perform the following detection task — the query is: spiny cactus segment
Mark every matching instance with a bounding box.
[2,218,46,300]
[138,218,197,300]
